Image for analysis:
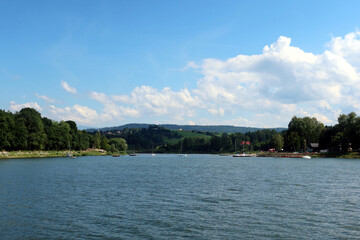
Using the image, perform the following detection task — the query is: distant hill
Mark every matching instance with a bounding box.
[87,123,286,134]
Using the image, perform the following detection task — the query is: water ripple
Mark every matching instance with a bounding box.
[1,155,360,239]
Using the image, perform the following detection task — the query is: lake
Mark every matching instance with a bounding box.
[1,154,360,239]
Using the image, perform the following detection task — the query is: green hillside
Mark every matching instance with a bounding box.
[88,123,286,133]
[165,130,213,144]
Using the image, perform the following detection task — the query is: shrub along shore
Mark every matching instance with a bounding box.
[1,150,360,159]
[0,149,125,159]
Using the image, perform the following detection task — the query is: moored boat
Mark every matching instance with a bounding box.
[233,153,256,157]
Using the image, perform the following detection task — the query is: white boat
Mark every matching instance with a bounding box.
[67,142,76,158]
[302,155,311,159]
[179,141,188,157]
[233,153,256,157]
[151,146,155,156]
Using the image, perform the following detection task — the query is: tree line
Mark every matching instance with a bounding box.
[105,112,360,154]
[1,107,359,154]
[0,108,127,153]
[157,129,284,153]
[105,125,284,153]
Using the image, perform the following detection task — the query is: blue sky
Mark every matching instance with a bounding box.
[1,0,360,128]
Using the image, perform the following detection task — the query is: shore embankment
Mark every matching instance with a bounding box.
[257,152,360,159]
[0,149,110,159]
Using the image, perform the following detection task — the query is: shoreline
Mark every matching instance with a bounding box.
[1,150,360,159]
[0,149,111,159]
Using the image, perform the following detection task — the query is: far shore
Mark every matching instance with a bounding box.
[1,150,360,159]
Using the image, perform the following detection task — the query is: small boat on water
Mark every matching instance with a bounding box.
[302,155,311,159]
[219,153,231,156]
[233,153,256,157]
[178,141,188,157]
[112,154,120,157]
[129,153,138,156]
[67,153,76,159]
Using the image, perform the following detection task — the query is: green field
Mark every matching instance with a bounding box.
[164,130,213,144]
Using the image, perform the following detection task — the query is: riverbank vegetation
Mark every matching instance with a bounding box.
[105,112,360,156]
[1,107,360,158]
[0,108,127,155]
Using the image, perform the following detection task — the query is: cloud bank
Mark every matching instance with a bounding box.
[16,31,360,127]
[10,101,42,112]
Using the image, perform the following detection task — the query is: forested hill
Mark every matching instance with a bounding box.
[87,123,286,133]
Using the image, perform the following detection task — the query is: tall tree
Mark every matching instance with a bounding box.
[272,134,284,151]
[108,138,128,152]
[285,116,324,151]
[0,110,14,150]
[17,108,47,150]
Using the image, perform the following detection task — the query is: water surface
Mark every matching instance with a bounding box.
[1,155,360,239]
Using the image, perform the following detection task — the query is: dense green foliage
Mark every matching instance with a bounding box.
[103,125,181,151]
[0,108,126,153]
[284,116,324,151]
[2,107,360,154]
[104,126,283,153]
[103,113,360,154]
[319,112,360,152]
[158,129,285,153]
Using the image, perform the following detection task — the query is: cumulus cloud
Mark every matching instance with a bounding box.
[185,32,360,126]
[10,101,42,112]
[61,81,77,94]
[329,31,360,69]
[35,93,56,103]
[48,104,99,126]
[89,86,202,123]
[37,31,360,127]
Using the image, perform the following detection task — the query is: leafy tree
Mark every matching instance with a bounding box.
[220,133,233,152]
[17,108,47,150]
[272,134,284,151]
[285,116,324,151]
[13,115,28,150]
[100,135,110,151]
[92,131,101,149]
[78,130,90,150]
[321,112,360,152]
[65,120,80,150]
[108,138,128,152]
[0,110,14,150]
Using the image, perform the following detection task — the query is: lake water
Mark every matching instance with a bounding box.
[1,155,360,239]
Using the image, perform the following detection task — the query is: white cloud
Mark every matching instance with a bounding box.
[48,104,99,125]
[61,81,77,94]
[185,32,360,126]
[10,101,42,112]
[181,61,199,71]
[35,31,360,127]
[329,31,360,70]
[35,93,56,103]
[208,107,225,116]
[90,86,202,123]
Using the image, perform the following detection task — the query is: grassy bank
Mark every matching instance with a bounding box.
[0,149,111,159]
